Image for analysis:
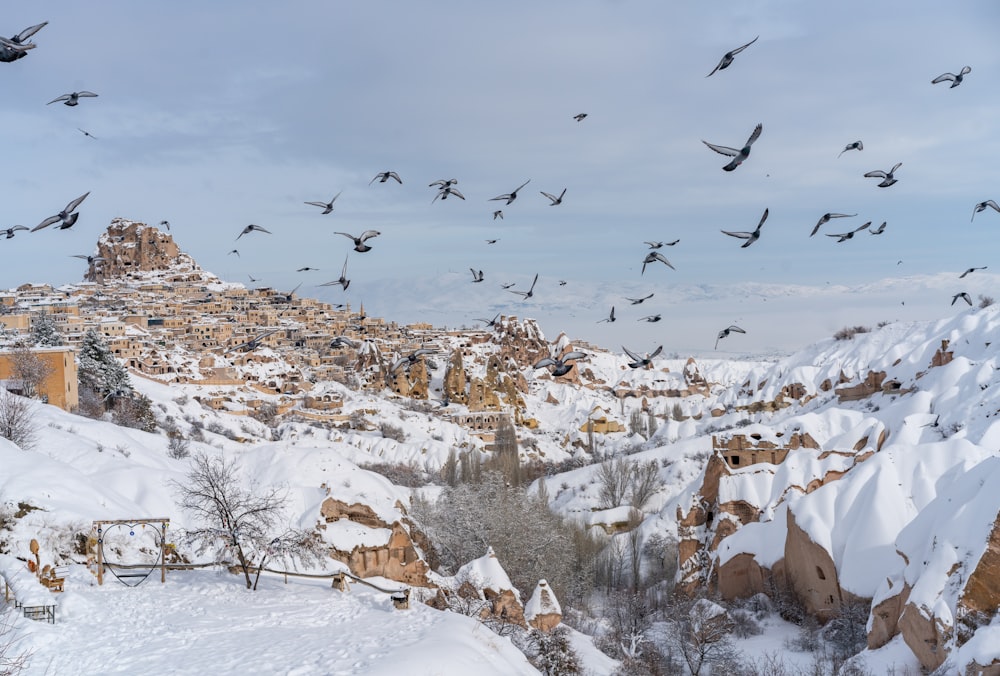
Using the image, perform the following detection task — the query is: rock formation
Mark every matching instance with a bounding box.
[319,497,431,587]
[525,579,562,632]
[453,546,527,628]
[90,218,204,282]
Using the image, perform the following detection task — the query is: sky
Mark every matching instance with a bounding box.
[2,1,1000,355]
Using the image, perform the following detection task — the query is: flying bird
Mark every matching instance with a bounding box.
[470,268,484,283]
[429,179,458,188]
[248,274,258,283]
[558,280,567,286]
[159,220,170,230]
[645,240,679,249]
[500,282,515,289]
[638,314,662,323]
[626,293,654,305]
[392,348,436,373]
[490,179,530,205]
[335,230,380,252]
[296,266,320,272]
[71,254,105,266]
[77,128,97,140]
[642,252,675,274]
[932,66,971,88]
[224,329,278,354]
[485,239,499,244]
[432,185,465,202]
[960,266,987,279]
[839,141,863,157]
[827,222,871,242]
[32,192,90,231]
[540,188,566,206]
[869,221,887,235]
[493,210,504,220]
[971,200,1000,221]
[0,22,47,62]
[509,273,539,300]
[598,306,616,323]
[228,249,240,257]
[722,208,769,248]
[864,162,901,188]
[573,113,588,122]
[622,345,663,369]
[476,313,500,328]
[47,91,98,107]
[702,123,763,171]
[1,225,29,239]
[706,36,759,77]
[370,171,402,185]
[534,351,586,377]
[715,325,746,350]
[236,224,271,240]
[304,191,342,214]
[329,336,358,350]
[952,292,972,306]
[811,213,856,237]
[278,283,301,302]
[319,256,350,290]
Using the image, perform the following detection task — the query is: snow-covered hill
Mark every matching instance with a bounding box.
[3,298,1000,673]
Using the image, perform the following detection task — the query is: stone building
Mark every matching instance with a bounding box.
[0,346,79,411]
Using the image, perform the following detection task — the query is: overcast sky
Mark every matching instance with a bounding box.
[2,1,999,355]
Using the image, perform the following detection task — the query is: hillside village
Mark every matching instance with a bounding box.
[0,220,998,674]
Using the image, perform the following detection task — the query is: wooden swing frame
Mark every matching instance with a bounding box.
[93,518,170,585]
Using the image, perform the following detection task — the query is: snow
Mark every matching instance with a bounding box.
[14,569,536,675]
[4,279,1000,671]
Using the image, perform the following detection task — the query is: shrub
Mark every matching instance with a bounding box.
[731,608,764,638]
[167,435,191,459]
[359,461,428,487]
[833,325,870,340]
[0,390,37,450]
[978,295,995,309]
[379,421,407,443]
[206,421,226,435]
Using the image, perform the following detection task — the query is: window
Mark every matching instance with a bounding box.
[730,455,740,466]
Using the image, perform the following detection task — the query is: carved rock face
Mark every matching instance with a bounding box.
[93,219,191,281]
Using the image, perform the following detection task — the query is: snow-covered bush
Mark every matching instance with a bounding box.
[0,390,37,450]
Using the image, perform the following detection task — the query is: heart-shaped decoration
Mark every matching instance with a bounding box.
[99,523,162,587]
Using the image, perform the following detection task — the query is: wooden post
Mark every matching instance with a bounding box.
[160,521,167,584]
[96,523,103,586]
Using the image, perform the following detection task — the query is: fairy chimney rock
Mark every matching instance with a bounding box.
[456,546,526,628]
[525,579,562,632]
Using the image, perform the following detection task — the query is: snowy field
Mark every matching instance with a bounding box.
[11,567,537,676]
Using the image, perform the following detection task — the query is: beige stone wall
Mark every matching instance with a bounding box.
[0,347,78,411]
[783,509,842,621]
[320,498,431,587]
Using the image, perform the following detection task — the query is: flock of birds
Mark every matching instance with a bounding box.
[2,18,996,380]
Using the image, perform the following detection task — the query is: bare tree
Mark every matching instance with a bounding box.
[668,598,741,675]
[597,457,633,508]
[9,345,53,401]
[0,608,31,675]
[629,460,665,510]
[172,452,320,589]
[411,470,577,602]
[0,390,37,450]
[486,415,521,485]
